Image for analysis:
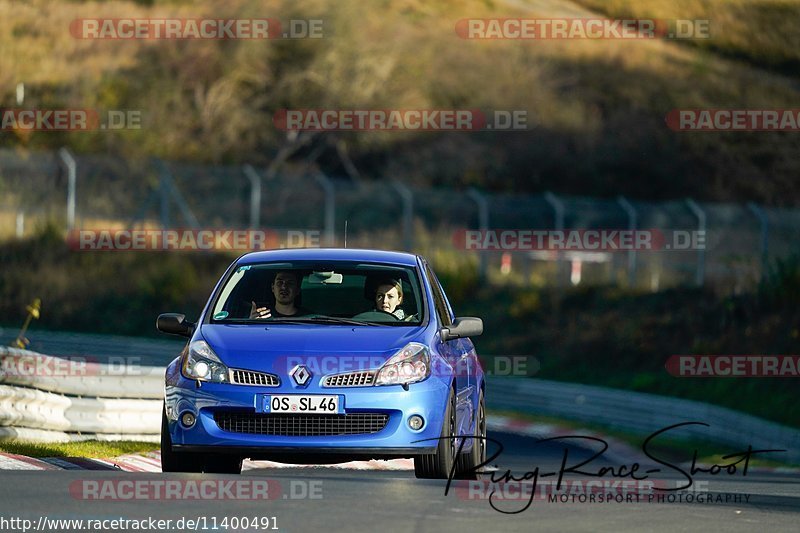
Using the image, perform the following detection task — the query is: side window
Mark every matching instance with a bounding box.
[425,263,452,327]
[433,272,456,323]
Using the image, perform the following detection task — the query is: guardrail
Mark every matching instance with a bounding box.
[486,376,800,463]
[0,347,162,442]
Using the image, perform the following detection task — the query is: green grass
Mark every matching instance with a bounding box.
[0,440,159,459]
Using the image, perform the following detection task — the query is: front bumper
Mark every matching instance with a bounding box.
[165,374,450,459]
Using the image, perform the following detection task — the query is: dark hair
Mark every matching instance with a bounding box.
[375,278,403,299]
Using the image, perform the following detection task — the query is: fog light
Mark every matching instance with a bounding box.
[181,412,196,427]
[408,415,424,430]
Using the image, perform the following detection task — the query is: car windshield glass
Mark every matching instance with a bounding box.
[210,261,423,326]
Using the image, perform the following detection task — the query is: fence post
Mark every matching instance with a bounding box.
[467,188,489,281]
[58,148,76,231]
[617,196,638,287]
[313,173,336,246]
[747,202,769,278]
[15,211,24,238]
[544,191,565,287]
[685,198,706,286]
[158,163,171,228]
[243,165,262,229]
[391,181,413,251]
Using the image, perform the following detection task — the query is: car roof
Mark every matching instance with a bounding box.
[237,248,420,267]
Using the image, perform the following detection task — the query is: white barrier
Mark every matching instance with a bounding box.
[0,347,163,398]
[0,347,163,442]
[486,376,800,463]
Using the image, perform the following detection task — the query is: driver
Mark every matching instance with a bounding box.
[250,271,309,319]
[374,279,406,319]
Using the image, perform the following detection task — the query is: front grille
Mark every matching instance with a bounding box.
[230,369,280,387]
[214,412,389,436]
[322,371,375,388]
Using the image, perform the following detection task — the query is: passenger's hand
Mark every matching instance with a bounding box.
[250,301,272,319]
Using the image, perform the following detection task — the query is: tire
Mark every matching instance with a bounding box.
[414,387,457,479]
[454,389,486,480]
[160,405,202,473]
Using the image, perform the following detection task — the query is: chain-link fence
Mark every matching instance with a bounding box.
[2,148,798,291]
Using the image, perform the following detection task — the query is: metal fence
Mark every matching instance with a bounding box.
[2,147,799,291]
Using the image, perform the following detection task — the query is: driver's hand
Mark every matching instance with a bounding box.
[250,301,272,319]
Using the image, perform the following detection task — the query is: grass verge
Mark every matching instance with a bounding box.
[0,440,159,459]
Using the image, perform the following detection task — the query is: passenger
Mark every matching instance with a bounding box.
[250,271,308,318]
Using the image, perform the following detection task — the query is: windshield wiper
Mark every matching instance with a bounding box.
[271,316,381,326]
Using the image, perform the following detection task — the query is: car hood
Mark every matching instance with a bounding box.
[199,323,426,373]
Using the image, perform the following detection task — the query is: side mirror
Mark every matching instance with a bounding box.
[440,317,483,342]
[157,313,195,338]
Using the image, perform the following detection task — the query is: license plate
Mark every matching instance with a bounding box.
[257,395,342,414]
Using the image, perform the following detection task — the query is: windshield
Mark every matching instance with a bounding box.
[210,261,424,326]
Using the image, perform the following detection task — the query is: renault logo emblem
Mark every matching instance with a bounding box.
[291,365,312,387]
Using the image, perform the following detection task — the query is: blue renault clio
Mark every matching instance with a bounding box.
[157,248,485,478]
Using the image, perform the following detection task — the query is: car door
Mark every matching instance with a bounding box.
[424,262,473,437]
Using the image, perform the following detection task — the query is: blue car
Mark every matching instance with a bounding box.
[157,248,485,478]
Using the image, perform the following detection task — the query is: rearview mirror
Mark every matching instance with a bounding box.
[307,271,343,284]
[440,317,483,341]
[156,313,195,337]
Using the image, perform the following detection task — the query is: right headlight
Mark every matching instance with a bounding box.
[182,340,229,383]
[375,342,431,386]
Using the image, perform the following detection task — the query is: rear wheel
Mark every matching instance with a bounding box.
[455,389,486,479]
[414,387,457,479]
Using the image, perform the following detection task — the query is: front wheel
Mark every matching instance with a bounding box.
[414,387,457,479]
[454,389,486,479]
[160,405,202,473]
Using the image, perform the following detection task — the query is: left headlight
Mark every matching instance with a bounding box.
[375,342,431,386]
[182,340,229,383]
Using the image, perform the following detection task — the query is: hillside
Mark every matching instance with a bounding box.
[1,0,800,204]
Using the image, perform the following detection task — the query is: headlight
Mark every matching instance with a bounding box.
[375,342,430,386]
[182,340,229,383]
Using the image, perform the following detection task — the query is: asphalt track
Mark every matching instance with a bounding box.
[0,430,797,532]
